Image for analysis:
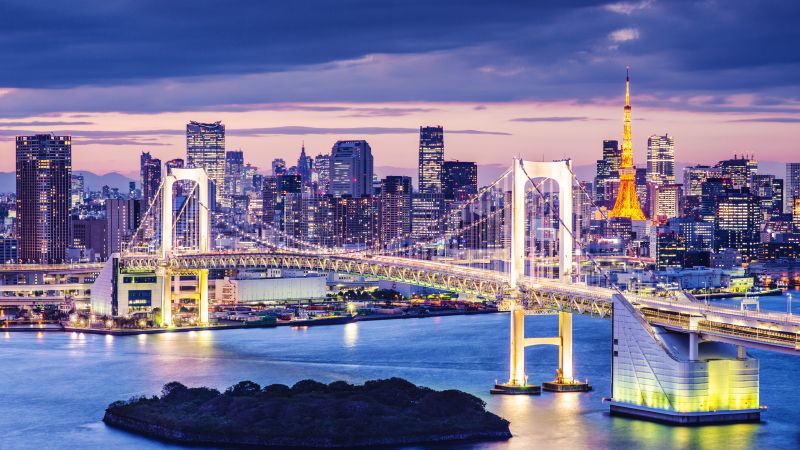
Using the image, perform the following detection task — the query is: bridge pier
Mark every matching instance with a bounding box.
[610,294,761,424]
[491,303,540,395]
[198,269,209,324]
[157,265,172,327]
[492,305,590,395]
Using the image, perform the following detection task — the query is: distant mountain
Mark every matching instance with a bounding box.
[0,171,136,193]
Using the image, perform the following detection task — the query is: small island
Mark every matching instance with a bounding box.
[103,378,511,448]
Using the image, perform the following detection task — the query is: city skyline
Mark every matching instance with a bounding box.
[0,1,798,177]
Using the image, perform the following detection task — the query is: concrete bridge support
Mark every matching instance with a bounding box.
[492,307,590,395]
[610,294,761,424]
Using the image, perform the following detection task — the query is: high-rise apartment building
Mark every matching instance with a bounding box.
[70,218,108,261]
[141,154,161,209]
[16,134,71,263]
[418,126,444,194]
[330,140,373,198]
[186,121,225,204]
[223,150,245,208]
[786,163,800,214]
[379,176,412,245]
[646,134,675,185]
[442,160,478,201]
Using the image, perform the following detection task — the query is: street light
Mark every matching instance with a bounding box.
[788,293,793,316]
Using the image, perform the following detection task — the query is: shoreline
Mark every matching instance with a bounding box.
[5,308,500,335]
[103,411,512,449]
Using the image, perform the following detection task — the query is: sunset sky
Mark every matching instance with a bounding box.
[0,1,798,181]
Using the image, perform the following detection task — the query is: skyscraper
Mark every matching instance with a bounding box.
[683,165,721,197]
[442,160,478,201]
[595,140,621,205]
[609,68,646,220]
[330,140,373,198]
[379,176,412,244]
[297,143,313,187]
[717,156,757,189]
[313,153,331,194]
[106,199,141,254]
[714,187,759,261]
[786,163,800,214]
[223,150,245,208]
[186,121,225,204]
[165,158,185,174]
[141,155,161,209]
[16,134,71,263]
[271,158,286,176]
[646,134,675,185]
[70,174,85,209]
[418,126,444,194]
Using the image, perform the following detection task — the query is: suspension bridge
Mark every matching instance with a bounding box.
[84,159,800,424]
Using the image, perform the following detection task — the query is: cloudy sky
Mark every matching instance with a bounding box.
[0,0,797,180]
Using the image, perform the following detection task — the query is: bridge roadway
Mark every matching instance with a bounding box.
[117,250,800,354]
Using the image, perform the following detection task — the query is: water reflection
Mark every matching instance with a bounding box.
[0,313,796,450]
[343,322,358,348]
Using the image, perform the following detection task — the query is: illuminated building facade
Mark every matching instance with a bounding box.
[223,150,244,209]
[418,126,444,194]
[70,174,85,208]
[652,184,682,222]
[611,295,760,423]
[683,165,721,197]
[786,162,800,214]
[595,140,621,205]
[718,156,757,189]
[186,121,225,205]
[330,140,373,198]
[646,134,675,185]
[16,134,72,263]
[714,188,760,261]
[379,176,412,244]
[443,160,478,201]
[609,69,647,220]
[141,154,161,209]
[313,153,331,194]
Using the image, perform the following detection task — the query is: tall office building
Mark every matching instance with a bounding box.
[223,150,245,208]
[714,188,759,261]
[141,155,161,209]
[106,199,141,254]
[595,140,621,204]
[442,160,478,201]
[646,134,675,185]
[717,156,757,189]
[314,153,331,194]
[186,121,225,204]
[418,126,444,194]
[330,140,373,198]
[70,174,85,208]
[297,144,313,187]
[411,193,445,241]
[609,69,646,220]
[379,176,412,244]
[683,165,721,197]
[271,158,286,176]
[165,158,185,174]
[70,218,108,261]
[651,184,682,222]
[786,163,800,214]
[16,134,71,263]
